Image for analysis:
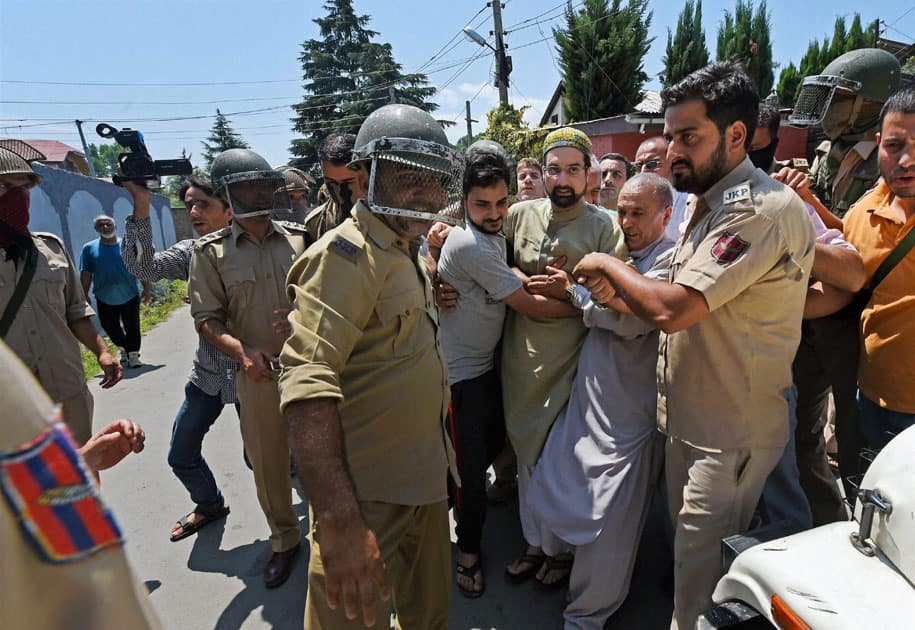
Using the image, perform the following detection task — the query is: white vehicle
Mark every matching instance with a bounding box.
[698,426,915,629]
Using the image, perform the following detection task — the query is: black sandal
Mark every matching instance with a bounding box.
[169,505,230,542]
[456,557,485,599]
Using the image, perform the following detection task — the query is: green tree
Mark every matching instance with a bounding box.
[776,14,880,106]
[555,0,653,122]
[660,0,709,87]
[716,0,774,96]
[480,104,547,163]
[87,142,123,177]
[200,109,249,170]
[289,0,437,171]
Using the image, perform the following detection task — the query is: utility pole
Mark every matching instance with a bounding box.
[388,85,396,104]
[465,100,478,142]
[490,1,510,106]
[74,120,97,177]
[872,19,880,47]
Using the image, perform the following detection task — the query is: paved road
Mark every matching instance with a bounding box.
[92,305,673,629]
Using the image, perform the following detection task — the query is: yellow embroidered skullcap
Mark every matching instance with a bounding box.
[542,127,592,161]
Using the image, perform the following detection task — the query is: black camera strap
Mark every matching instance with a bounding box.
[0,227,39,339]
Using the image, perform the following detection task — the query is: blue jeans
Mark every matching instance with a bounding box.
[168,381,236,515]
[858,390,915,451]
[760,385,814,532]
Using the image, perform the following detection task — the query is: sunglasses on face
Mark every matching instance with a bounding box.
[633,159,662,172]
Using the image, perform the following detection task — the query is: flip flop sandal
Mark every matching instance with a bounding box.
[504,552,546,584]
[536,553,573,591]
[456,557,485,599]
[169,505,230,542]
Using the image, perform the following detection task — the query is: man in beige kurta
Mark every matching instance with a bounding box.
[500,127,627,585]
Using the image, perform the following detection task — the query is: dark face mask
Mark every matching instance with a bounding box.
[326,180,354,216]
[749,139,779,171]
[0,186,32,249]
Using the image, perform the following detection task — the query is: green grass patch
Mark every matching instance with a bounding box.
[81,279,188,379]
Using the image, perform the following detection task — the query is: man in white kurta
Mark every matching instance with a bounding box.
[527,174,675,629]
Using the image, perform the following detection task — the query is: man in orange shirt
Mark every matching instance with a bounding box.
[843,89,915,448]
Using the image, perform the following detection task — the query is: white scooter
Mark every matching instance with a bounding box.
[697,425,915,629]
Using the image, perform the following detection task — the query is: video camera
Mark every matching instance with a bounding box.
[96,123,193,187]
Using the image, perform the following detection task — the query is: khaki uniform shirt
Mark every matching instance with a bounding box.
[0,233,94,402]
[501,198,627,465]
[0,341,159,630]
[304,199,342,242]
[810,139,880,218]
[278,202,451,506]
[658,157,815,451]
[190,220,311,356]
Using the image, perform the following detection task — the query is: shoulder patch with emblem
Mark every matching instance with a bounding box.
[723,181,752,205]
[194,226,231,251]
[711,231,750,265]
[1,417,123,563]
[329,236,362,263]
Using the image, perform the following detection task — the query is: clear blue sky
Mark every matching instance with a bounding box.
[1,1,912,169]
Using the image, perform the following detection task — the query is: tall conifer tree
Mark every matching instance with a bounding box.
[554,0,652,122]
[660,0,709,87]
[289,0,437,172]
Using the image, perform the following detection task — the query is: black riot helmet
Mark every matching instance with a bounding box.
[211,148,290,219]
[350,104,465,226]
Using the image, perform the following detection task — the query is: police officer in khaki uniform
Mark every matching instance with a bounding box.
[275,165,313,225]
[189,148,312,588]
[572,62,815,629]
[303,132,365,241]
[279,104,460,630]
[1,339,158,630]
[0,146,122,444]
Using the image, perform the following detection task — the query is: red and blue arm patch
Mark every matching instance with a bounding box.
[1,418,123,563]
[710,231,750,265]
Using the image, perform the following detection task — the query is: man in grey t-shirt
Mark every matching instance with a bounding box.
[437,149,577,599]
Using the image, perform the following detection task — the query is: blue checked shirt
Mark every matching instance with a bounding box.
[122,216,237,403]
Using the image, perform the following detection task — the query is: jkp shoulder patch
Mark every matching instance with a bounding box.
[722,182,752,205]
[0,417,123,563]
[329,236,361,263]
[711,231,750,265]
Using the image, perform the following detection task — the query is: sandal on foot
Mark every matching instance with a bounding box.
[456,557,485,599]
[170,505,230,542]
[505,552,546,584]
[536,553,573,590]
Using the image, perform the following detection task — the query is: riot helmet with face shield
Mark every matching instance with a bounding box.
[350,104,465,229]
[210,148,290,219]
[789,48,901,139]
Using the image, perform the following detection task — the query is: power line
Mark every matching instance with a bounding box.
[888,6,915,27]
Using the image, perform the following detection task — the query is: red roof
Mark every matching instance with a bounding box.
[21,139,85,163]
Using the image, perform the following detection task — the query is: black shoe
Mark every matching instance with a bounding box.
[264,544,300,588]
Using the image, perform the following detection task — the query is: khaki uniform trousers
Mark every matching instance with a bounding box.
[305,500,450,630]
[61,386,94,446]
[235,372,300,552]
[666,437,782,630]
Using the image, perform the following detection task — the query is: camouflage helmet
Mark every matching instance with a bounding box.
[0,147,42,187]
[276,165,311,194]
[350,104,465,226]
[210,148,287,218]
[790,48,901,129]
